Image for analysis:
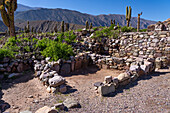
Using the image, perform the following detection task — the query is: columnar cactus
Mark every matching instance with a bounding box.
[27,21,30,33]
[54,24,58,33]
[61,21,64,32]
[113,19,116,25]
[111,19,113,25]
[126,6,132,27]
[90,23,93,29]
[31,27,34,33]
[86,21,89,29]
[137,12,142,32]
[65,23,69,31]
[0,0,17,37]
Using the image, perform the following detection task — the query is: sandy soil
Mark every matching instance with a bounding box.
[0,65,170,113]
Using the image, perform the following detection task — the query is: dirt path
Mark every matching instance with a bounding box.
[1,66,170,113]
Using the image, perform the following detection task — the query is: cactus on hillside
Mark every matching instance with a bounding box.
[137,12,142,32]
[113,19,116,25]
[90,23,93,29]
[86,21,89,29]
[61,21,64,32]
[31,27,34,33]
[0,0,17,37]
[126,6,132,27]
[27,21,30,33]
[54,24,58,33]
[65,23,69,31]
[111,19,113,25]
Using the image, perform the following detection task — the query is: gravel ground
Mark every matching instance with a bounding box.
[1,66,170,113]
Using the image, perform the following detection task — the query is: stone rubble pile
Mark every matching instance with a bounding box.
[34,52,92,93]
[94,55,169,96]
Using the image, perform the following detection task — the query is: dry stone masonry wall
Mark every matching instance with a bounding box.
[0,30,169,95]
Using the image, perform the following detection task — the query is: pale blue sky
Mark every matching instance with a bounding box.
[18,0,170,21]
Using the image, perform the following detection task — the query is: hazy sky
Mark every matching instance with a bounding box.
[18,0,170,21]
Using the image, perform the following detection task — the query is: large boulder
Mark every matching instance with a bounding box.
[48,76,66,87]
[117,72,131,86]
[98,84,115,96]
[117,72,130,82]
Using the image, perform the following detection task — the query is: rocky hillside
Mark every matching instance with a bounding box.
[16,4,41,12]
[0,20,8,32]
[15,20,85,32]
[14,8,156,29]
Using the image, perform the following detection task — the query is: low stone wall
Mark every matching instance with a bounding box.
[94,56,169,96]
[0,57,33,79]
[33,52,92,93]
[84,31,170,60]
[0,30,169,95]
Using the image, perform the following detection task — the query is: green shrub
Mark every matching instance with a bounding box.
[3,37,21,52]
[139,29,147,32]
[64,31,76,44]
[41,41,74,61]
[0,48,14,60]
[36,38,52,51]
[55,31,76,44]
[121,26,135,32]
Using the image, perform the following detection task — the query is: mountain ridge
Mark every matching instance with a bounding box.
[14,8,156,29]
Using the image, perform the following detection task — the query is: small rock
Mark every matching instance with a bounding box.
[33,99,39,103]
[35,106,58,113]
[28,95,33,98]
[20,111,32,113]
[54,103,65,110]
[104,76,112,84]
[46,87,51,93]
[63,98,81,109]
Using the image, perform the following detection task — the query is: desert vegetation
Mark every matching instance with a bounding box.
[0,1,169,113]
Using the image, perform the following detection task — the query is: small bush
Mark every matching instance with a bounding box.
[3,37,21,52]
[41,41,74,61]
[0,48,14,60]
[36,38,52,51]
[139,29,147,32]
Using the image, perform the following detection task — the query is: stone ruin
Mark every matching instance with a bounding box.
[0,29,170,96]
[148,18,170,32]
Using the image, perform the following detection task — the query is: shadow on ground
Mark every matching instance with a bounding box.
[63,65,101,77]
[105,68,170,97]
[0,70,34,112]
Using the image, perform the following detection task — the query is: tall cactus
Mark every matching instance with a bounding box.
[113,19,116,25]
[31,26,34,33]
[86,21,89,29]
[27,21,30,33]
[65,23,69,31]
[137,12,142,32]
[0,0,17,37]
[61,21,64,32]
[90,23,93,29]
[111,19,113,25]
[126,6,132,27]
[54,24,58,33]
